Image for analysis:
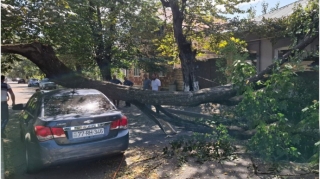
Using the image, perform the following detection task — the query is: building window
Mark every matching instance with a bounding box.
[134,67,140,76]
[120,69,127,77]
[274,47,289,59]
[278,50,290,58]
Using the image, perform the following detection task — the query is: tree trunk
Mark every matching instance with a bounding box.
[88,1,112,81]
[165,0,199,91]
[97,60,112,81]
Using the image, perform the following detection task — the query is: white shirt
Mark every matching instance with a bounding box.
[1,83,11,102]
[151,79,161,91]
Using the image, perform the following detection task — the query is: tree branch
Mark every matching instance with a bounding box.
[157,105,214,133]
[132,102,169,134]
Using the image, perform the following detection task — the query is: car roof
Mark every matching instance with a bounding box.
[41,88,103,97]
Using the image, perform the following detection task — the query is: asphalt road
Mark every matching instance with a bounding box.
[7,82,37,104]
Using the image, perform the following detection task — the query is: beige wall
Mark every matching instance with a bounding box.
[246,35,318,72]
[260,39,273,71]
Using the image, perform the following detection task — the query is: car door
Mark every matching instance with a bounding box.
[20,93,41,142]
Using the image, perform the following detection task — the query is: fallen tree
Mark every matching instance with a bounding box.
[1,34,317,105]
[1,33,317,134]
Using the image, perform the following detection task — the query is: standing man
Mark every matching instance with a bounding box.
[142,74,151,90]
[123,77,133,107]
[142,74,151,109]
[109,75,122,108]
[151,73,161,113]
[1,75,15,138]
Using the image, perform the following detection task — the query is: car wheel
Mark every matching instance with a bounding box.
[28,84,31,87]
[25,145,42,173]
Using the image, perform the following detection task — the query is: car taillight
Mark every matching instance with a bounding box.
[51,127,66,138]
[110,116,128,130]
[35,126,53,142]
[35,126,66,142]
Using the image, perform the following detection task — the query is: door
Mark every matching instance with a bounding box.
[20,93,41,141]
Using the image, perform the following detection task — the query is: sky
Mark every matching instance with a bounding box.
[228,0,299,19]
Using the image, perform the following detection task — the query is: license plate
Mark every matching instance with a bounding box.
[72,128,104,138]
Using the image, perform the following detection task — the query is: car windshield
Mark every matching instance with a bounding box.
[43,94,116,117]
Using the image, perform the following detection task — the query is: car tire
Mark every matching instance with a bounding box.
[25,144,42,173]
[28,84,31,87]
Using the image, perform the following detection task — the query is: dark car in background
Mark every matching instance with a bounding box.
[28,79,40,87]
[13,89,129,173]
[12,77,20,81]
[18,79,26,84]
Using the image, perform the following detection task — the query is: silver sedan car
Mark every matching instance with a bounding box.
[39,78,57,89]
[28,78,39,87]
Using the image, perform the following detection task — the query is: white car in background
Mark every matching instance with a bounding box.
[28,78,40,87]
[39,78,57,90]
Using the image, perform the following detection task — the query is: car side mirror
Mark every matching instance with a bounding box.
[12,104,24,110]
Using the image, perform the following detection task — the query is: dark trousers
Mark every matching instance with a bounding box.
[1,102,9,131]
[125,102,131,107]
[154,105,159,114]
[113,100,119,107]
